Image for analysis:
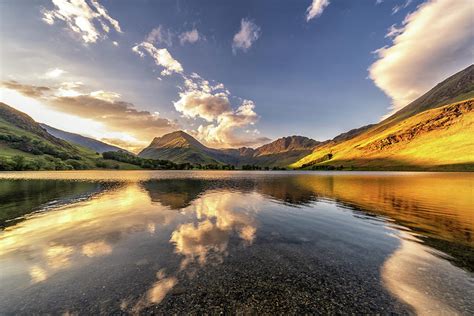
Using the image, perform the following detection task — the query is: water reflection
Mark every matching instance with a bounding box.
[170,191,258,268]
[0,171,472,314]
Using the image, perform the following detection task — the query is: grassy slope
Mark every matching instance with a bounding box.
[291,99,474,171]
[0,115,140,170]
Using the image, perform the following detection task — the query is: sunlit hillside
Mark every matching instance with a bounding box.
[292,99,474,171]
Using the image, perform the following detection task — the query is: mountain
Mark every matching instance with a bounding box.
[139,131,222,165]
[291,65,474,171]
[0,102,90,169]
[40,123,129,154]
[139,132,320,167]
[0,103,140,171]
[383,64,474,125]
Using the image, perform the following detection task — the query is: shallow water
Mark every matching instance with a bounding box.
[0,171,473,314]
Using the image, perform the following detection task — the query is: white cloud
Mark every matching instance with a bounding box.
[44,68,66,78]
[132,42,183,76]
[232,19,261,54]
[385,24,403,38]
[174,74,268,147]
[174,90,232,122]
[145,25,173,47]
[179,29,200,45]
[369,0,474,116]
[306,0,330,21]
[41,0,122,43]
[392,0,412,15]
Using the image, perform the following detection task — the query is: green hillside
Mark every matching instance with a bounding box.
[0,103,139,170]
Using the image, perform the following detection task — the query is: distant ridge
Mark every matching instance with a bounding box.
[40,123,129,154]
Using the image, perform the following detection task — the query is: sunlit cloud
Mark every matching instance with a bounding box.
[2,80,51,98]
[41,0,122,43]
[1,81,176,151]
[306,0,330,21]
[232,18,261,54]
[385,24,403,39]
[369,0,474,117]
[179,29,200,45]
[44,68,66,78]
[132,42,183,76]
[174,74,269,148]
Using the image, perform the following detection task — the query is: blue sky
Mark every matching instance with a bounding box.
[0,0,472,151]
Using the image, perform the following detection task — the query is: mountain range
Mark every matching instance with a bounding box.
[0,64,473,171]
[138,131,319,167]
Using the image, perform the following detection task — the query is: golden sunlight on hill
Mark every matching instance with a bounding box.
[292,99,474,170]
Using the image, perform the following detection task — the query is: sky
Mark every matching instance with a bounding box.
[0,0,472,152]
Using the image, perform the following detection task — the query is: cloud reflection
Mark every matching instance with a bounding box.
[170,191,259,268]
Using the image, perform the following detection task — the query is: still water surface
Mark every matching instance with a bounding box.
[0,171,472,314]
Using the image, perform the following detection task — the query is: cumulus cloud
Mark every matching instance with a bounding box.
[232,19,261,54]
[132,42,183,76]
[173,74,268,147]
[145,25,173,47]
[41,0,122,43]
[174,90,231,122]
[2,80,176,145]
[369,0,474,116]
[306,0,330,21]
[179,29,200,45]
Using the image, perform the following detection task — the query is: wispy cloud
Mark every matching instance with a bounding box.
[179,29,200,45]
[306,0,330,21]
[41,0,122,44]
[369,0,474,117]
[132,42,183,76]
[145,25,174,47]
[392,0,412,14]
[2,81,51,98]
[232,19,261,54]
[44,68,66,78]
[385,24,403,38]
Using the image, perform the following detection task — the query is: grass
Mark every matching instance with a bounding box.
[291,99,474,171]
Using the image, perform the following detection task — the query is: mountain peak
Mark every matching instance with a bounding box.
[149,130,206,150]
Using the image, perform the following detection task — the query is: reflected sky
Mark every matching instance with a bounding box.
[0,171,472,314]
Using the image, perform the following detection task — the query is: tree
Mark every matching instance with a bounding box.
[12,155,25,170]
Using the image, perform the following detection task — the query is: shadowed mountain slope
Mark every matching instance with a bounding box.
[40,123,129,154]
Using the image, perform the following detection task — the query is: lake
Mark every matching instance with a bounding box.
[0,171,472,314]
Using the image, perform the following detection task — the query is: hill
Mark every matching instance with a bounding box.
[291,65,474,171]
[0,103,141,170]
[40,123,129,154]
